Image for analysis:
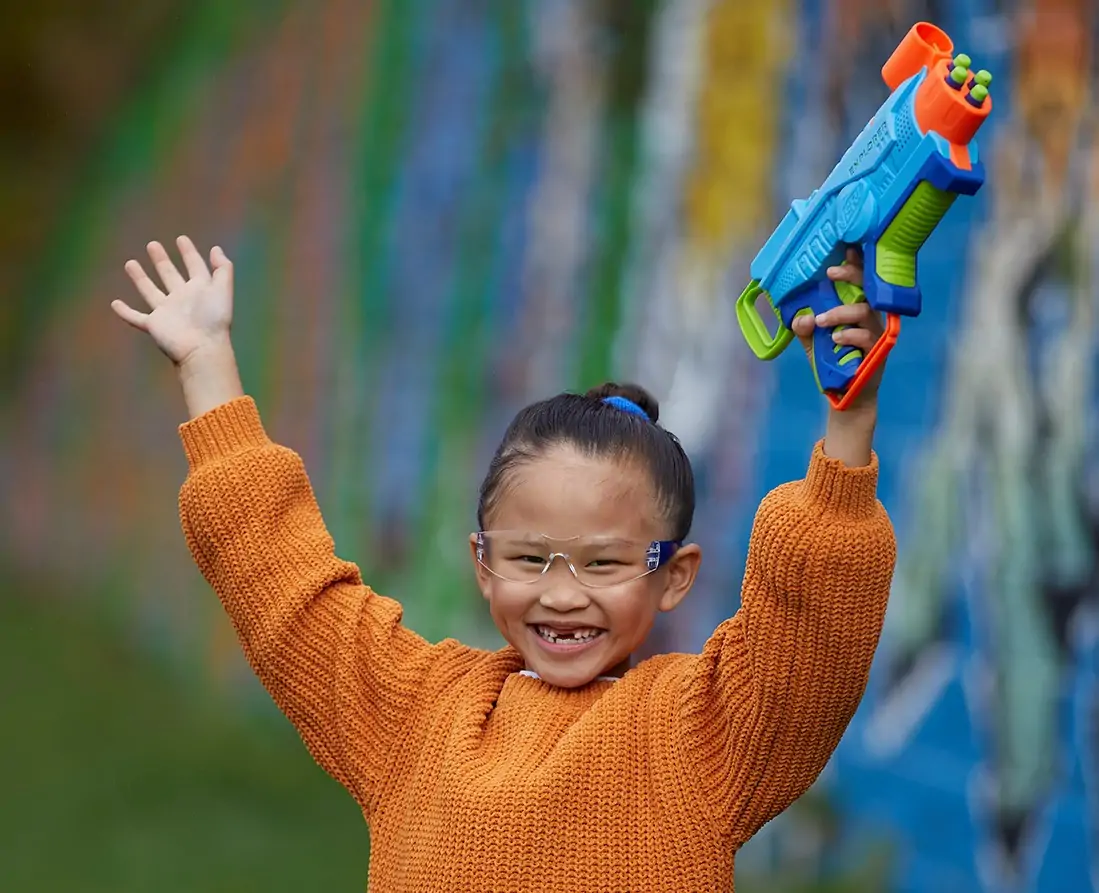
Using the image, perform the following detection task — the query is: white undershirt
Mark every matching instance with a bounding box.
[518,669,619,683]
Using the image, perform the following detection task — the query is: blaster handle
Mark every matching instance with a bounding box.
[778,277,869,397]
[794,275,902,410]
[826,312,900,411]
[737,274,902,410]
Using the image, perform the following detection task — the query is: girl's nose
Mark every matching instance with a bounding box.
[538,579,591,612]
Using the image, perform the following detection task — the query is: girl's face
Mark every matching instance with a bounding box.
[470,444,701,689]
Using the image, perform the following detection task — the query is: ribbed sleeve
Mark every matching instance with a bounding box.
[678,440,896,845]
[177,397,459,811]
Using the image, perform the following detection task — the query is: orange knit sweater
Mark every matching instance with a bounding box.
[178,397,896,892]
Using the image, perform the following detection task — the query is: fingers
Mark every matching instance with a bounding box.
[827,261,863,288]
[124,259,166,308]
[134,236,222,298]
[177,235,211,282]
[146,240,187,292]
[793,301,884,353]
[830,325,878,352]
[844,246,864,267]
[791,312,816,338]
[815,301,884,335]
[111,299,150,332]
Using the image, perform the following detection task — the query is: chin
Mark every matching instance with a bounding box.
[536,667,598,689]
[526,649,627,689]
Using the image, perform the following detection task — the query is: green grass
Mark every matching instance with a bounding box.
[1,589,368,892]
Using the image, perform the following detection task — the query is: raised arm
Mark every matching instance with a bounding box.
[113,237,461,810]
[679,437,895,844]
[178,396,457,809]
[678,265,896,844]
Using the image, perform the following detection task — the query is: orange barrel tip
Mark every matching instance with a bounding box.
[881,22,954,91]
[880,22,993,147]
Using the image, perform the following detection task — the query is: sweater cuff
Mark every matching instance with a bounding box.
[178,396,271,471]
[801,439,880,517]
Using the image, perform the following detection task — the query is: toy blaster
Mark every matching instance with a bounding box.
[735,22,993,410]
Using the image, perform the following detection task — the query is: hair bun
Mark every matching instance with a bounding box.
[585,381,660,424]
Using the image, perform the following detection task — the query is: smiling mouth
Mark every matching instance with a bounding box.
[530,625,606,646]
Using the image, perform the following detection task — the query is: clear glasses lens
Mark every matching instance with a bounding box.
[476,531,664,588]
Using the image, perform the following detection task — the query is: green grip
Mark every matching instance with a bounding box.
[876,181,957,287]
[834,277,866,307]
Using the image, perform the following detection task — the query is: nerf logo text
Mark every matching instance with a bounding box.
[836,181,871,238]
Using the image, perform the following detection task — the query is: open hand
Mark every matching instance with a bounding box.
[112,236,234,366]
[790,247,887,405]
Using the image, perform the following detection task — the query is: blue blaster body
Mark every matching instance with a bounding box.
[736,22,993,407]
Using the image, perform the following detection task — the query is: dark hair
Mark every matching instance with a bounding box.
[477,382,695,541]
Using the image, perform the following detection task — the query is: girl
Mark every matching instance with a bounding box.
[113,236,896,892]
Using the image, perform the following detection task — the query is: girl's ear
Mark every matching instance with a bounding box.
[658,543,701,613]
[469,533,493,600]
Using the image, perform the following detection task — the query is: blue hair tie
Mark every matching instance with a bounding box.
[602,395,649,421]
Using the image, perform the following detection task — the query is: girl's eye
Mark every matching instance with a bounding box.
[515,554,547,565]
[587,559,622,568]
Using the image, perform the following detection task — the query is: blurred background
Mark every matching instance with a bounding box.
[1,0,1096,890]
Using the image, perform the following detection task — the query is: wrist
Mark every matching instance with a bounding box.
[176,335,244,419]
[827,399,877,431]
[823,399,877,467]
[177,334,235,376]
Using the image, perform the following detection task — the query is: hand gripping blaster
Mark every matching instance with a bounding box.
[735,23,993,409]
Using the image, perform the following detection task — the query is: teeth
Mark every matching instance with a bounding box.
[536,626,601,644]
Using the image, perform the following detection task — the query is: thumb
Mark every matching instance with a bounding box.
[210,245,233,285]
[791,312,816,342]
[111,299,150,332]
